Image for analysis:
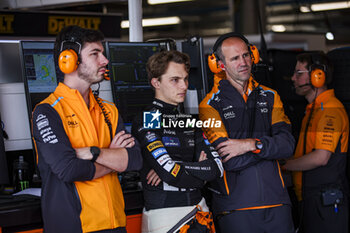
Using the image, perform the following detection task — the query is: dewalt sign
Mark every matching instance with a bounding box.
[0,11,121,38]
[0,14,14,33]
[48,16,101,35]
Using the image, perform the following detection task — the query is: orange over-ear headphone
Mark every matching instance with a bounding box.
[310,53,326,88]
[58,40,81,74]
[208,32,260,74]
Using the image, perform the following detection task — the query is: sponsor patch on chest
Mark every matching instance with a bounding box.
[223,111,236,119]
[162,137,180,147]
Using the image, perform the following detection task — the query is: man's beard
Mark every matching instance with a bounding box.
[77,63,103,84]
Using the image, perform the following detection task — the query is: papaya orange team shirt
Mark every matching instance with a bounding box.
[293,89,349,201]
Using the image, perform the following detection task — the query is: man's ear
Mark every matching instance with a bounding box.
[151,78,160,89]
[218,61,225,70]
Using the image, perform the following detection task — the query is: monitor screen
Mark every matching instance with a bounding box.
[21,41,61,111]
[107,42,160,124]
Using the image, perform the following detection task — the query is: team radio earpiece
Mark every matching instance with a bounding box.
[58,40,81,74]
[208,32,260,74]
[310,53,326,88]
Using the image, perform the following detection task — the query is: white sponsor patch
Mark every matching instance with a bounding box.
[211,151,219,158]
[146,132,157,142]
[157,154,171,166]
[163,160,175,172]
[163,182,179,191]
[214,158,224,177]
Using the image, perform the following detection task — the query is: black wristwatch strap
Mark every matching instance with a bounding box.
[90,146,101,163]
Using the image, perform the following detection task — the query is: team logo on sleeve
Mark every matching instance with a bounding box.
[36,114,58,144]
[211,151,219,158]
[147,140,164,151]
[163,160,175,172]
[143,110,161,129]
[145,131,157,142]
[36,114,49,130]
[157,154,171,165]
[151,148,167,159]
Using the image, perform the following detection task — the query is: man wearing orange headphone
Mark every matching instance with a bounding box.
[199,32,295,233]
[284,52,349,233]
[32,25,142,233]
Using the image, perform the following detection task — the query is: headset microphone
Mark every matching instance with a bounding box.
[104,69,110,80]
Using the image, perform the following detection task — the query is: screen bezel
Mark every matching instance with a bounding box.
[20,41,59,169]
[105,41,161,124]
[20,41,60,112]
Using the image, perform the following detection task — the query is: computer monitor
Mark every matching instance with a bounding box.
[20,41,61,111]
[106,42,161,124]
[20,41,61,175]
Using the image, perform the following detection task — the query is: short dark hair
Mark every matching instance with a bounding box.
[296,51,333,84]
[54,25,104,65]
[146,50,190,87]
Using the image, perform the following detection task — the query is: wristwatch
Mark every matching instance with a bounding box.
[252,139,263,154]
[90,146,101,162]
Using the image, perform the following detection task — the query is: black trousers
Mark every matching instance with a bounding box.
[216,205,295,233]
[301,195,349,233]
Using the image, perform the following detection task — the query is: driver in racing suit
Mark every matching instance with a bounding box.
[131,50,223,233]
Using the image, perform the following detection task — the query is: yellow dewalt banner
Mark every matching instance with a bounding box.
[0,14,14,33]
[0,11,121,37]
[48,16,101,34]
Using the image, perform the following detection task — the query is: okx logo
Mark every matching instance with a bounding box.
[143,110,162,129]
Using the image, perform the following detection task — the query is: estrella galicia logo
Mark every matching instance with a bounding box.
[143,110,162,129]
[151,148,167,159]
